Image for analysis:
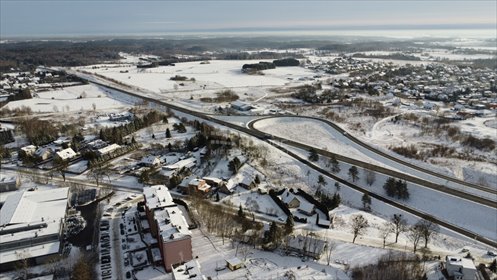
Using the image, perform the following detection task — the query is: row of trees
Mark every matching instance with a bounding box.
[383,177,410,200]
[99,111,166,144]
[19,117,59,146]
[350,213,439,253]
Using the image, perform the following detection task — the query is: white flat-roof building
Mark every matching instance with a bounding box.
[143,185,175,211]
[163,157,196,171]
[97,143,120,156]
[55,148,76,161]
[0,188,69,267]
[445,256,477,280]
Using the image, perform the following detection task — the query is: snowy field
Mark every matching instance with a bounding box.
[2,84,130,113]
[77,60,316,94]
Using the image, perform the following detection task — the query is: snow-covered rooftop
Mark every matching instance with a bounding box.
[164,157,196,170]
[172,259,204,280]
[0,188,69,264]
[97,143,120,155]
[155,206,191,242]
[140,155,160,166]
[143,185,175,210]
[55,147,76,160]
[446,256,476,269]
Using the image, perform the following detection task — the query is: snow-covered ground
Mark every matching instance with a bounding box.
[253,116,496,196]
[77,60,316,94]
[285,144,497,242]
[2,84,130,113]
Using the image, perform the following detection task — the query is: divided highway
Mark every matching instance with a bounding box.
[71,70,497,248]
[248,118,497,209]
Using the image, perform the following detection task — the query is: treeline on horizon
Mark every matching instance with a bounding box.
[0,37,495,71]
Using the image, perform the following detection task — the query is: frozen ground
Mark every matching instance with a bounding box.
[285,144,497,242]
[253,116,496,195]
[2,84,129,113]
[77,60,316,93]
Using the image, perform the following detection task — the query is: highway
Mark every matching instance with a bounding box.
[247,118,497,209]
[65,69,497,248]
[249,116,497,197]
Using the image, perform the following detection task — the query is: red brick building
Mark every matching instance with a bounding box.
[143,185,192,272]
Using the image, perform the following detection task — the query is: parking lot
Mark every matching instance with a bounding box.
[98,194,143,280]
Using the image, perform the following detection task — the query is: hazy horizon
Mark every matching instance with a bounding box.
[1,1,496,39]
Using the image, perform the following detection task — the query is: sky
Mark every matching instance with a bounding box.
[1,0,496,37]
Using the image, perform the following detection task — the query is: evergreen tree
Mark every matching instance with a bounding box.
[284,216,294,234]
[489,259,497,273]
[165,128,171,138]
[308,148,319,162]
[330,155,340,173]
[267,221,280,244]
[228,157,242,173]
[238,204,245,219]
[361,193,372,211]
[317,175,326,186]
[254,175,260,185]
[330,193,341,209]
[348,166,359,182]
[383,177,397,197]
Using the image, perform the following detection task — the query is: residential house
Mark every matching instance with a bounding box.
[0,175,20,193]
[279,189,315,216]
[187,178,212,196]
[19,145,37,157]
[97,143,120,156]
[54,148,77,162]
[140,155,161,167]
[35,146,53,160]
[445,256,477,280]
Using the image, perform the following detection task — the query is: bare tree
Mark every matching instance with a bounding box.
[416,219,439,248]
[325,239,337,265]
[351,214,369,243]
[54,158,69,182]
[391,214,407,243]
[87,163,109,186]
[14,252,30,280]
[379,222,393,248]
[365,169,376,186]
[407,224,424,253]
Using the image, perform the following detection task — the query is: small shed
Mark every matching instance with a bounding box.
[226,257,244,271]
